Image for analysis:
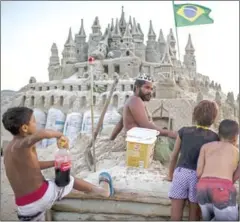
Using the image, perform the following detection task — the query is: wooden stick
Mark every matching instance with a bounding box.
[84,77,119,170]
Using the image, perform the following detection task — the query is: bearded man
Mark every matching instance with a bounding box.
[110,73,177,140]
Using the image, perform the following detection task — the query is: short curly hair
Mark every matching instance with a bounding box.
[192,100,218,127]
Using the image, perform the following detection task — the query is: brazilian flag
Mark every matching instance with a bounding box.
[173,3,214,27]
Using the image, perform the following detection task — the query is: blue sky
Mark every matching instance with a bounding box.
[1,1,239,96]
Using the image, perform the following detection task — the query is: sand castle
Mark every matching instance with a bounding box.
[1,6,239,220]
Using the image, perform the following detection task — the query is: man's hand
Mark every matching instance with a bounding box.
[57,136,69,149]
[167,131,177,139]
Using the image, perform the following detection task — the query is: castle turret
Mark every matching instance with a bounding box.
[61,28,77,65]
[75,19,88,62]
[158,29,166,60]
[146,20,158,62]
[120,23,135,55]
[132,18,145,60]
[48,43,60,81]
[183,34,196,76]
[92,16,101,34]
[137,23,144,41]
[119,6,127,35]
[49,43,60,66]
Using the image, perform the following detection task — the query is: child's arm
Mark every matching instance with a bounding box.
[167,134,181,181]
[18,129,63,149]
[197,145,205,178]
[233,163,240,183]
[39,161,55,169]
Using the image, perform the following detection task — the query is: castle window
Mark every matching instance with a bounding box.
[30,87,35,90]
[93,96,96,105]
[122,85,125,91]
[54,86,57,89]
[84,74,89,78]
[62,86,65,90]
[114,65,120,73]
[39,86,42,91]
[78,85,81,91]
[77,50,79,54]
[130,84,133,90]
[46,86,50,90]
[126,51,130,56]
[113,94,118,108]
[84,66,88,72]
[125,95,129,102]
[70,86,73,91]
[103,65,108,74]
[87,85,90,90]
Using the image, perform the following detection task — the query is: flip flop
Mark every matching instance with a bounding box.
[99,172,114,197]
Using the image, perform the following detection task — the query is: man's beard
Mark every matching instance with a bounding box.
[139,90,151,101]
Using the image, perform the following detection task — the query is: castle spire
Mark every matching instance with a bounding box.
[65,27,74,46]
[123,23,132,42]
[128,16,132,31]
[137,23,144,41]
[161,36,173,66]
[78,19,86,37]
[185,34,195,52]
[132,18,139,36]
[169,28,176,45]
[92,16,101,34]
[112,18,121,38]
[119,6,127,35]
[158,29,165,43]
[110,18,114,32]
[148,20,156,41]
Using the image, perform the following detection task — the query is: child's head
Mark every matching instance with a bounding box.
[192,100,218,127]
[218,119,239,145]
[2,107,36,136]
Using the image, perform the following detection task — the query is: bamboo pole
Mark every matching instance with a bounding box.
[84,76,119,171]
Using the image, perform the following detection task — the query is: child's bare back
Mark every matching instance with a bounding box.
[4,138,45,198]
[197,141,239,181]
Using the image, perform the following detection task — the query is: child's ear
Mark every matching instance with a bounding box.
[21,124,29,133]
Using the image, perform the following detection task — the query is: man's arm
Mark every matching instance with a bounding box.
[39,161,55,170]
[129,97,177,138]
[110,117,123,140]
[197,146,206,178]
[167,135,181,180]
[17,129,63,149]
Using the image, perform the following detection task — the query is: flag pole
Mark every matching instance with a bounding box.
[172,0,181,62]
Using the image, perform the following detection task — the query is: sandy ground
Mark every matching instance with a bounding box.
[1,157,18,220]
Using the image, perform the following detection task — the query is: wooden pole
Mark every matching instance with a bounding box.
[84,76,119,171]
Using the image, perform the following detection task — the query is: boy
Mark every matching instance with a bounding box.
[2,107,114,221]
[196,119,239,221]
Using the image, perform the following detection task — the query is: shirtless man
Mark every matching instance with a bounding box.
[2,107,113,221]
[110,73,177,140]
[196,119,239,221]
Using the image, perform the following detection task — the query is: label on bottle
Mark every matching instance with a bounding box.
[55,161,71,171]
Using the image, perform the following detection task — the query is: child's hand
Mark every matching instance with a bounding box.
[164,175,173,182]
[57,136,69,149]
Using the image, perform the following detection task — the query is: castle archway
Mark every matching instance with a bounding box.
[30,96,35,106]
[41,96,45,107]
[113,94,118,108]
[81,96,87,107]
[22,95,26,106]
[102,94,107,106]
[50,95,54,106]
[125,95,130,102]
[60,96,64,106]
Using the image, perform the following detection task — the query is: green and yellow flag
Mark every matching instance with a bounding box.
[173,3,214,27]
